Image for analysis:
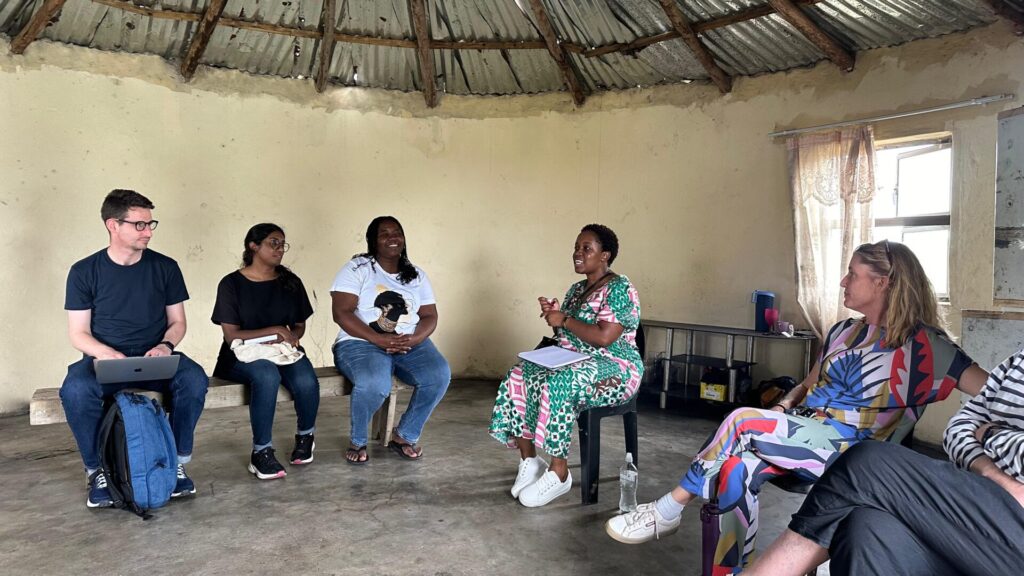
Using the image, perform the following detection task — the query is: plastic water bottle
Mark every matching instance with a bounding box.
[619,452,638,513]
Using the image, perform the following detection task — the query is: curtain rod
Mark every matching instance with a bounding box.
[768,94,1016,138]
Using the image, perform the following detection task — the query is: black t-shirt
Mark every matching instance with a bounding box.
[65,248,189,355]
[211,270,314,376]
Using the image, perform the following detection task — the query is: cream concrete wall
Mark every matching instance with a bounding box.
[2,23,1022,443]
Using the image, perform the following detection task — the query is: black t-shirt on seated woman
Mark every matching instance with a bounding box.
[211,270,314,377]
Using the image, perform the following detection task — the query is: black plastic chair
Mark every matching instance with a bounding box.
[576,323,645,505]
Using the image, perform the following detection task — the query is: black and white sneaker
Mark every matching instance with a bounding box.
[290,434,315,465]
[172,463,196,497]
[87,469,114,508]
[248,447,286,480]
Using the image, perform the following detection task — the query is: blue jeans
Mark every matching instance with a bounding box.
[221,356,319,449]
[333,338,450,447]
[60,352,209,470]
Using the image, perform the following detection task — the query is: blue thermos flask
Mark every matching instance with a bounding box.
[752,290,776,333]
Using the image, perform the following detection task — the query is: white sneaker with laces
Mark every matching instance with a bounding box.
[511,457,548,499]
[518,469,572,507]
[605,501,681,544]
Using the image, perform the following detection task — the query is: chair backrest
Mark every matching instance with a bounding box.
[636,322,646,358]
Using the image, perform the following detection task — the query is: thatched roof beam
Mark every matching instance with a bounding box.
[657,0,732,93]
[315,0,337,93]
[527,0,586,106]
[180,0,228,81]
[409,0,438,108]
[766,0,854,71]
[10,0,68,54]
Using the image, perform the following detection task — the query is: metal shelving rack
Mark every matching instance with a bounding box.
[642,319,815,409]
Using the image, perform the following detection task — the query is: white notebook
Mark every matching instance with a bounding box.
[518,347,589,370]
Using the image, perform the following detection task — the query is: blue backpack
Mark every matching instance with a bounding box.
[98,391,177,519]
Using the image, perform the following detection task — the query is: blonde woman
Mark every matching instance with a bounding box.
[605,240,988,574]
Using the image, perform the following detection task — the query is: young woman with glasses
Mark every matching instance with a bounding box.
[211,223,319,480]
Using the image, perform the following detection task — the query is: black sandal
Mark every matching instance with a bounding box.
[345,445,369,465]
[387,434,423,460]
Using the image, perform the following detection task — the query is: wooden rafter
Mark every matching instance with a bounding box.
[657,0,731,93]
[980,0,1024,35]
[409,0,438,108]
[314,0,337,93]
[582,0,826,58]
[766,0,854,71]
[180,0,228,80]
[82,0,827,62]
[527,0,586,106]
[10,0,67,55]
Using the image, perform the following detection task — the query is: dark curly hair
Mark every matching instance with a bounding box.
[242,223,302,292]
[354,216,419,285]
[581,223,619,265]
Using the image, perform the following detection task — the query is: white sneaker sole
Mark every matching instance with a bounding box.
[248,463,287,480]
[172,487,196,497]
[604,519,680,544]
[86,497,113,508]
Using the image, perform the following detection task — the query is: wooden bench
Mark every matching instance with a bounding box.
[29,367,410,445]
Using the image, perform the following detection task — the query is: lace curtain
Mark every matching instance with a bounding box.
[789,126,877,340]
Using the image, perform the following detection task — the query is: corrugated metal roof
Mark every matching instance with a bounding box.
[0,0,39,36]
[0,0,1009,100]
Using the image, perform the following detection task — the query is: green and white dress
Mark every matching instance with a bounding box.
[489,275,643,458]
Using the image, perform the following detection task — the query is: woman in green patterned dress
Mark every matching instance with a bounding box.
[489,224,644,507]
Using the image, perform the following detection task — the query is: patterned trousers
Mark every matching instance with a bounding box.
[680,407,853,572]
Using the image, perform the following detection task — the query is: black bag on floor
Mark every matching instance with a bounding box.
[756,376,798,408]
[97,392,177,519]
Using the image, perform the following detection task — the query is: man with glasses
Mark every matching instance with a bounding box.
[61,189,208,508]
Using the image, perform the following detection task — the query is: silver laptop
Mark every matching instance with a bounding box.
[94,356,180,384]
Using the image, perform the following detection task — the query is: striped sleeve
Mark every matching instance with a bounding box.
[943,351,1024,481]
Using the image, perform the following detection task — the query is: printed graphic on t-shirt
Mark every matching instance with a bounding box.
[370,286,411,333]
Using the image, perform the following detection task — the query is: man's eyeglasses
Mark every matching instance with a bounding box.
[118,219,159,231]
[265,239,290,252]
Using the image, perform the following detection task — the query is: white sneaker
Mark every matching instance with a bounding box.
[511,457,548,499]
[518,470,572,507]
[605,501,681,544]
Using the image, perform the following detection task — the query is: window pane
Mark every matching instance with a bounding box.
[900,228,949,297]
[896,147,951,216]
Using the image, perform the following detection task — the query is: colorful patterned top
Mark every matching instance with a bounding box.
[805,318,973,442]
[558,274,644,395]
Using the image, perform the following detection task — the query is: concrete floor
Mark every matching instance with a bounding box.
[0,381,817,575]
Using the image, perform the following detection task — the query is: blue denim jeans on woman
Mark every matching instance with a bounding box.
[221,355,320,449]
[60,352,209,471]
[333,338,450,447]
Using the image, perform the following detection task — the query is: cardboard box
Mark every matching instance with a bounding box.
[700,381,726,402]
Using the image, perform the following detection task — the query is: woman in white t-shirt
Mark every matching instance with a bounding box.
[330,216,451,464]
